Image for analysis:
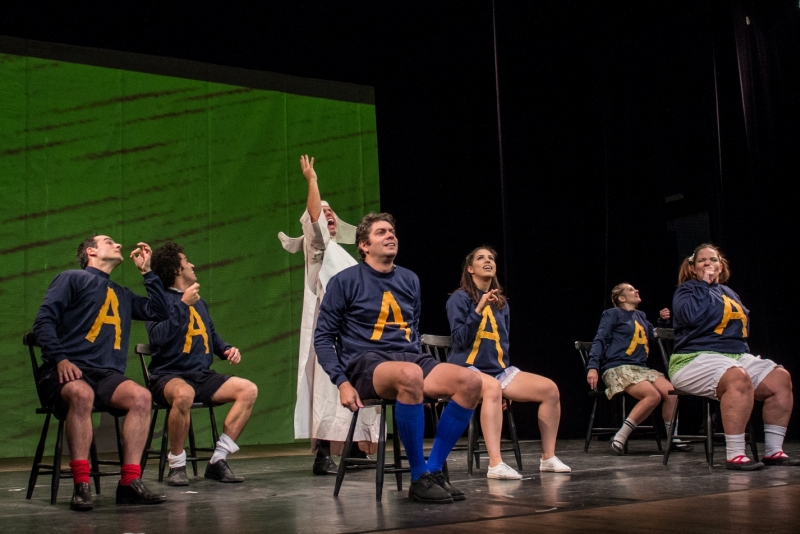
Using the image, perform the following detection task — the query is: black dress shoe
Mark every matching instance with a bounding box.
[115,479,167,504]
[312,455,338,476]
[671,442,694,452]
[70,482,93,511]
[204,459,244,483]
[430,471,465,501]
[168,466,189,486]
[408,473,453,504]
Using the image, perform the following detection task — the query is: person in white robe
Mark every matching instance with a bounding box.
[279,155,380,474]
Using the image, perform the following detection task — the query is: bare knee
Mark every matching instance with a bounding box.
[719,368,754,398]
[541,378,560,405]
[63,383,94,413]
[238,381,258,406]
[482,378,502,404]
[462,371,483,404]
[129,387,152,414]
[171,387,195,412]
[395,365,424,395]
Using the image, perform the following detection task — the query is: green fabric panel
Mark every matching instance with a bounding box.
[0,52,379,457]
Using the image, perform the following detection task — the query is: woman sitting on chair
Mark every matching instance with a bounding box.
[586,283,678,454]
[446,246,570,479]
[670,244,797,470]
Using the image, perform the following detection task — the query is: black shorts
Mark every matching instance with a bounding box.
[148,370,230,407]
[346,351,440,401]
[37,365,131,418]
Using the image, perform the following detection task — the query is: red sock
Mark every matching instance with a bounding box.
[70,460,90,485]
[120,464,141,486]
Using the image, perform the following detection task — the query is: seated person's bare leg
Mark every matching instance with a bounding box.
[475,374,504,467]
[717,367,756,466]
[62,381,95,463]
[211,377,259,441]
[108,381,153,466]
[652,376,678,423]
[502,372,560,459]
[755,368,796,463]
[607,380,660,454]
[163,378,196,457]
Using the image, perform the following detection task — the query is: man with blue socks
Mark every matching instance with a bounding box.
[314,212,482,503]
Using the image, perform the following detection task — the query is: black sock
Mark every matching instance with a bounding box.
[316,440,331,458]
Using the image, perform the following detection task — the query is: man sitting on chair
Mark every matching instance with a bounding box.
[314,213,483,504]
[148,242,258,486]
[33,235,169,511]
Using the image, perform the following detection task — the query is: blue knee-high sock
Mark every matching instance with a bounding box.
[427,400,474,473]
[394,401,427,481]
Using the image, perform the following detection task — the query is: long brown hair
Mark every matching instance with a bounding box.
[455,246,507,310]
[678,243,731,285]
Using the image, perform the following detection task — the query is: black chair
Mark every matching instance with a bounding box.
[334,398,407,502]
[654,328,758,469]
[23,332,123,505]
[135,343,220,482]
[575,341,663,454]
[422,334,522,475]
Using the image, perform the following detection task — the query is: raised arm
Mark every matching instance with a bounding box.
[301,155,322,223]
[130,243,169,322]
[672,281,716,327]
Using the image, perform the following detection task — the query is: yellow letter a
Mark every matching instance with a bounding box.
[370,292,411,341]
[184,306,210,353]
[466,307,505,368]
[625,321,649,356]
[85,288,122,349]
[714,295,748,336]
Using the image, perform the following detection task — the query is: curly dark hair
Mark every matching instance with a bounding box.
[76,235,99,269]
[151,242,185,288]
[355,212,396,260]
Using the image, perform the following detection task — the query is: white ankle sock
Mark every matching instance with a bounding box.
[613,418,637,446]
[210,433,239,464]
[168,450,187,469]
[764,424,787,458]
[725,433,746,461]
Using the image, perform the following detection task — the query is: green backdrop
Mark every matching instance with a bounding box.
[0,46,379,458]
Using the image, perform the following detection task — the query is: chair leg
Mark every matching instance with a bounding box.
[506,404,523,471]
[663,396,679,466]
[51,420,65,505]
[747,420,759,462]
[333,410,358,497]
[390,406,402,492]
[158,413,170,483]
[704,399,714,469]
[209,406,220,444]
[622,396,629,454]
[89,439,101,494]
[467,413,477,474]
[379,407,393,502]
[651,413,663,452]
[141,407,160,471]
[27,411,51,500]
[585,397,598,453]
[188,419,199,476]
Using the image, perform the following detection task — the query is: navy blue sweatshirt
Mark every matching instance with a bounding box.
[587,307,659,373]
[673,280,749,354]
[446,289,511,374]
[314,262,422,387]
[33,267,169,373]
[146,289,231,377]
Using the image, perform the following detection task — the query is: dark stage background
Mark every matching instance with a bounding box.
[2,1,799,439]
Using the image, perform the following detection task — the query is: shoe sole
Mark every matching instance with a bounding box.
[168,480,189,486]
[116,497,167,505]
[409,494,453,504]
[204,475,244,483]
[540,469,572,473]
[725,462,765,471]
[69,504,93,512]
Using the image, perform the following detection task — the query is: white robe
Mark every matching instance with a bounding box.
[279,209,380,447]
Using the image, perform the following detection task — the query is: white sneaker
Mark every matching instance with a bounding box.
[487,462,522,480]
[540,455,571,473]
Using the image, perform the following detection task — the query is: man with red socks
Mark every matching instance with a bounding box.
[33,235,169,511]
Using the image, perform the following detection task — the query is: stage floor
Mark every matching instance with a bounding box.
[1,439,798,533]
